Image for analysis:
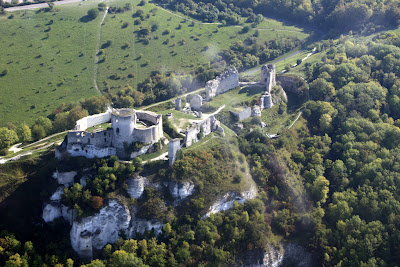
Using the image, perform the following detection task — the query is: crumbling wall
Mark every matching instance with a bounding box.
[261,64,276,93]
[230,107,252,121]
[190,95,203,111]
[184,115,219,147]
[206,67,239,100]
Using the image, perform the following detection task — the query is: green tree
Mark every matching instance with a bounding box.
[0,127,18,149]
[312,176,330,203]
[16,123,31,143]
[87,8,99,20]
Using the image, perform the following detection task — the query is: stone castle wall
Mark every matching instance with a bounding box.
[65,109,163,159]
[75,109,112,131]
[184,115,219,147]
[206,67,239,100]
[230,107,252,121]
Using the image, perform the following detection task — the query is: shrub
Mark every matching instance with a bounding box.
[92,196,103,210]
[87,8,99,19]
[98,3,106,11]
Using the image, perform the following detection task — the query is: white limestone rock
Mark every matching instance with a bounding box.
[128,219,164,238]
[52,170,77,186]
[62,205,75,225]
[70,200,131,260]
[50,187,64,201]
[204,185,257,218]
[80,175,90,187]
[126,176,146,199]
[42,203,62,223]
[168,181,195,200]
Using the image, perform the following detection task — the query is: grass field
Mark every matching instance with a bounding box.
[0,1,103,126]
[0,0,312,127]
[97,0,311,93]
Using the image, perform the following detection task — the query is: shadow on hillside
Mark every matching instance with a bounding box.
[238,85,264,96]
[0,152,58,238]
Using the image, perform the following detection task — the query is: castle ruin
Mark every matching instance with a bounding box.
[205,67,239,101]
[59,108,163,159]
[261,64,276,93]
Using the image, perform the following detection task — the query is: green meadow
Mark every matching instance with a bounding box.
[0,0,311,127]
[97,0,310,92]
[0,1,102,126]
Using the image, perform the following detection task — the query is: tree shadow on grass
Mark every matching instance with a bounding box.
[79,15,95,23]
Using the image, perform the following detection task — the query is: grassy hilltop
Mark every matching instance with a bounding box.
[0,0,310,127]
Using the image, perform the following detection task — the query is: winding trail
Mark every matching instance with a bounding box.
[92,5,109,95]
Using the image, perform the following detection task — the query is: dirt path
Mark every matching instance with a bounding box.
[242,49,307,76]
[5,0,82,11]
[141,87,205,110]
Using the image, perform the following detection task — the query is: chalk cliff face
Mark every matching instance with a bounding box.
[245,243,314,267]
[204,185,257,218]
[52,171,77,186]
[168,181,195,200]
[70,200,131,260]
[69,200,164,260]
[42,203,63,223]
[126,176,146,199]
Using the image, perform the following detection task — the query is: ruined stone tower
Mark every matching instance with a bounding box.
[168,139,181,166]
[261,64,276,93]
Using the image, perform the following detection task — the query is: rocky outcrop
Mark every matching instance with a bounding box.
[42,202,75,224]
[42,203,63,223]
[126,176,146,199]
[204,185,257,218]
[69,200,164,260]
[70,200,131,260]
[245,243,314,267]
[128,208,164,238]
[168,181,195,200]
[52,170,77,186]
[50,187,64,201]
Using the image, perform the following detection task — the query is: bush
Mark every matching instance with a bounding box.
[98,3,106,11]
[87,8,99,19]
